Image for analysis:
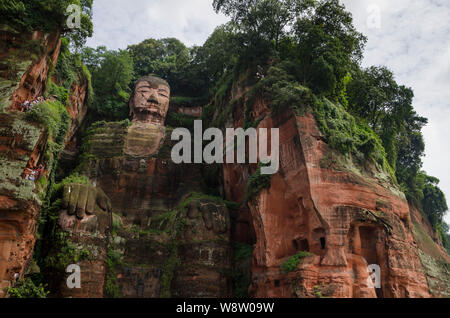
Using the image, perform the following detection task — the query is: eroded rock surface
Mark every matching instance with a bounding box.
[0,28,89,297]
[222,90,450,298]
[53,76,233,298]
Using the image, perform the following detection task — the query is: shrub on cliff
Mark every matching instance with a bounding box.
[51,38,94,107]
[281,251,314,274]
[5,279,49,298]
[25,100,70,145]
[245,164,272,202]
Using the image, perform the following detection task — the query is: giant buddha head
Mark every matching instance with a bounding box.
[129,76,170,125]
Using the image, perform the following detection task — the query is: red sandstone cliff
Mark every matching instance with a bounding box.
[9,31,61,111]
[0,28,89,297]
[221,82,450,298]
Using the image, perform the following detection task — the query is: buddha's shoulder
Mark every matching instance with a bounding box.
[84,121,130,158]
[87,120,131,136]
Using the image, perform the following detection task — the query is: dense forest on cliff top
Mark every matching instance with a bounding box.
[2,0,449,265]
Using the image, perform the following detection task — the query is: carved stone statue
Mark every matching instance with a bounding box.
[129,76,170,125]
[61,76,171,224]
[56,76,232,298]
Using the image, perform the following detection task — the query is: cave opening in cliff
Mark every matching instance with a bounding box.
[292,239,298,250]
[292,238,309,252]
[312,228,326,254]
[320,237,326,250]
[300,239,309,252]
[359,226,378,265]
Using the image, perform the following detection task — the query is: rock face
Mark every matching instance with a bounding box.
[222,89,450,298]
[0,29,89,297]
[57,122,233,298]
[0,29,60,112]
[0,113,46,297]
[9,31,61,111]
[0,29,449,298]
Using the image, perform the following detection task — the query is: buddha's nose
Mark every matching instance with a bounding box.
[148,93,159,104]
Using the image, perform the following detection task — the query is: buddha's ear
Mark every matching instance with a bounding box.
[129,98,134,117]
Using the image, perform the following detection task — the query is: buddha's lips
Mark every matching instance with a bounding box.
[137,102,161,112]
[136,105,163,119]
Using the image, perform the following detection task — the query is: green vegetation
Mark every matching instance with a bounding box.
[281,251,314,274]
[25,101,70,144]
[39,199,91,271]
[160,241,180,298]
[419,174,448,228]
[214,0,366,98]
[104,249,123,298]
[0,0,93,49]
[234,242,253,263]
[5,279,49,298]
[51,37,94,108]
[312,95,392,175]
[178,192,239,212]
[166,112,196,130]
[209,0,448,244]
[245,164,272,202]
[23,98,71,202]
[127,38,192,95]
[44,232,91,270]
[33,174,93,295]
[231,242,253,298]
[412,221,450,296]
[313,286,326,298]
[81,47,134,122]
[345,66,448,238]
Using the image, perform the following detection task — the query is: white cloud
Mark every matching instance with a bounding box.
[86,0,229,50]
[86,0,450,226]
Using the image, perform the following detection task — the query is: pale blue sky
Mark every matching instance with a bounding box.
[86,0,450,226]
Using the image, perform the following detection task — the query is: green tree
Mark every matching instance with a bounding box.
[213,0,366,98]
[292,0,366,97]
[83,48,134,122]
[190,23,241,95]
[6,279,49,298]
[213,0,306,49]
[81,46,107,73]
[127,38,191,94]
[0,0,93,49]
[347,66,402,130]
[420,174,448,227]
[346,65,429,199]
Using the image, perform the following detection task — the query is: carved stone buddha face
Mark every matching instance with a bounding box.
[129,76,170,125]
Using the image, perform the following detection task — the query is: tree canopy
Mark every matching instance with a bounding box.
[211,0,448,237]
[0,0,93,49]
[81,47,134,122]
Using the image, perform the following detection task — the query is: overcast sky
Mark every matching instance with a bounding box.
[86,0,450,226]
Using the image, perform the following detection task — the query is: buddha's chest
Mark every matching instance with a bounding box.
[124,122,166,157]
